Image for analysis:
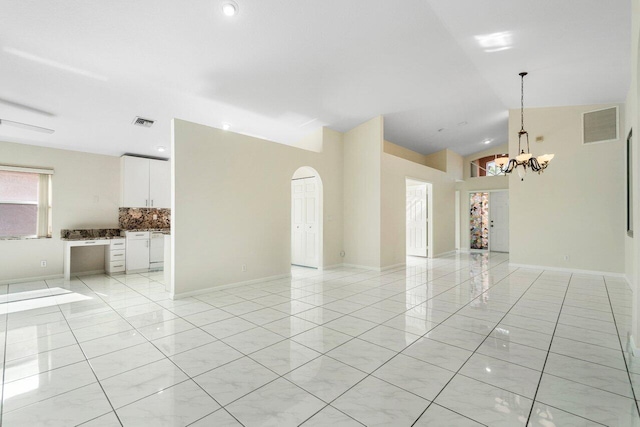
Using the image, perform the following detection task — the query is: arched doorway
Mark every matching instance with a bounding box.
[291,167,323,269]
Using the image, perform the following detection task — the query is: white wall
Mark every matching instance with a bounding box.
[171,120,344,296]
[381,153,456,267]
[626,0,640,346]
[0,140,120,283]
[508,104,625,273]
[343,116,383,269]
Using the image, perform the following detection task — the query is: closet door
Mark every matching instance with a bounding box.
[291,180,306,266]
[291,177,319,268]
[303,178,319,268]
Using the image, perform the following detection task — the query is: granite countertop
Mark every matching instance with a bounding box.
[60,228,170,240]
[61,236,125,241]
[124,228,170,234]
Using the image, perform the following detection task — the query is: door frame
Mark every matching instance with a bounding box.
[466,189,508,252]
[291,167,324,269]
[405,177,433,258]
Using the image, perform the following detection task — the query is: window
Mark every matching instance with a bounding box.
[485,160,505,176]
[0,166,53,238]
[470,154,508,177]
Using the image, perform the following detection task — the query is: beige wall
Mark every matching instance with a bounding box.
[0,141,120,283]
[171,120,345,296]
[381,153,457,267]
[424,150,447,172]
[446,149,464,182]
[343,117,383,268]
[456,144,509,251]
[383,140,428,166]
[508,104,625,273]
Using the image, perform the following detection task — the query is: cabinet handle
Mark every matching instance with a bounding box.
[145,199,148,207]
[113,254,123,257]
[146,240,149,248]
[114,265,123,268]
[85,241,95,244]
[151,199,154,207]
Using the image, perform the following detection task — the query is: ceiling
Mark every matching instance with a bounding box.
[0,0,631,158]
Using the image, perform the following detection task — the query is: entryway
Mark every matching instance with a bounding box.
[469,190,509,252]
[406,179,432,258]
[291,167,323,269]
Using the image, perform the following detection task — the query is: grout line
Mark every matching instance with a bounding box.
[407,268,548,426]
[524,274,572,425]
[0,253,511,425]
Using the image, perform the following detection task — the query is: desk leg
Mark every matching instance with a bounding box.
[64,243,71,281]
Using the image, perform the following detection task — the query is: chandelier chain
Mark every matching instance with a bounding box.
[520,73,525,132]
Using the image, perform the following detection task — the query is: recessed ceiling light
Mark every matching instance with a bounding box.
[222,122,231,130]
[474,31,513,53]
[483,139,493,145]
[156,146,166,152]
[222,2,238,16]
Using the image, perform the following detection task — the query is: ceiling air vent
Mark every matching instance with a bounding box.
[582,106,618,145]
[132,117,155,128]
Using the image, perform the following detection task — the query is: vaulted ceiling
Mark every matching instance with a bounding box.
[0,0,630,158]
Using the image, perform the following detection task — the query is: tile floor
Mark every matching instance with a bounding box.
[0,253,639,426]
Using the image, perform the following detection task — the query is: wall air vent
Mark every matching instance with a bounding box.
[582,106,618,145]
[132,117,155,128]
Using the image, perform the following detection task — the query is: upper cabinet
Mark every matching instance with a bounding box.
[121,155,170,208]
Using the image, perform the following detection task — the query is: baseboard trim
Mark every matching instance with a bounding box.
[0,273,64,285]
[381,262,406,272]
[342,263,382,272]
[630,335,639,358]
[508,263,625,277]
[433,250,457,258]
[171,273,292,300]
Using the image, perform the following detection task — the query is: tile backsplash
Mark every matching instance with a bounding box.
[119,208,170,230]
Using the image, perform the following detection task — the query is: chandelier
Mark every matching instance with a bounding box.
[495,72,554,180]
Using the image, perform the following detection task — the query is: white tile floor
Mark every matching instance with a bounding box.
[1,252,639,426]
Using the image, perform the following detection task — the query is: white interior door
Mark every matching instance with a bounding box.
[489,191,509,252]
[291,177,319,268]
[291,180,305,266]
[406,184,428,257]
[303,179,319,267]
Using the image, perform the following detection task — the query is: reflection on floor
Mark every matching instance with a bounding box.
[0,253,638,426]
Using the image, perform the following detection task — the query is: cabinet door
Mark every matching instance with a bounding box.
[149,160,171,209]
[126,239,150,271]
[122,156,150,207]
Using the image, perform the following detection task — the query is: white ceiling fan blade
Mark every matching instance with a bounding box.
[0,119,55,134]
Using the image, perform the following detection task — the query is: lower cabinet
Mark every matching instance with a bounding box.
[126,232,150,272]
[105,239,126,274]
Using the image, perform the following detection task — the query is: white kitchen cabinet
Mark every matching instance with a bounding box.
[105,239,126,274]
[149,159,171,208]
[121,156,170,208]
[126,231,150,272]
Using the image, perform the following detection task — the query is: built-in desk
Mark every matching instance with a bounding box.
[63,238,124,280]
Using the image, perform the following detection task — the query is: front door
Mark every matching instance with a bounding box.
[489,191,509,252]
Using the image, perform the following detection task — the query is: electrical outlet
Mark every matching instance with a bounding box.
[153,214,158,220]
[242,264,247,272]
[40,260,47,267]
